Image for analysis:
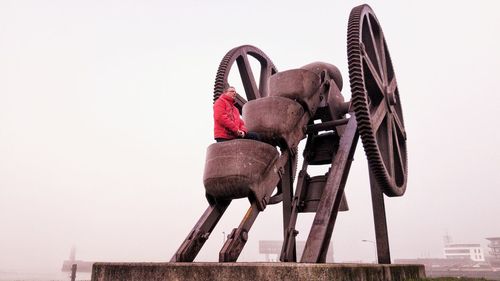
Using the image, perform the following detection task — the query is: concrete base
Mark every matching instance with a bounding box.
[91,262,425,281]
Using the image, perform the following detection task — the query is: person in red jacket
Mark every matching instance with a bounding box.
[213,86,259,142]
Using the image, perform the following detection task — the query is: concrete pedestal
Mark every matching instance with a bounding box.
[91,262,425,281]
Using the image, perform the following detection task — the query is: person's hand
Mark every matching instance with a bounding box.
[237,130,245,138]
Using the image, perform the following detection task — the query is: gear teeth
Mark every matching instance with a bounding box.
[347,4,408,197]
[210,45,303,201]
[213,45,277,103]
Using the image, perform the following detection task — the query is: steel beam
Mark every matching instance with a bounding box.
[369,171,391,264]
[171,200,231,262]
[300,116,359,263]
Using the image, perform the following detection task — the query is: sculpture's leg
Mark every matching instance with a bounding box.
[219,151,292,262]
[280,157,301,262]
[280,161,309,262]
[300,116,359,263]
[369,171,391,264]
[219,203,260,262]
[171,200,231,262]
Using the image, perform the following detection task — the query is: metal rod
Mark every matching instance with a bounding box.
[369,171,391,264]
[219,203,261,262]
[301,115,359,263]
[306,118,349,134]
[280,136,315,262]
[171,200,231,262]
[281,157,294,249]
[280,161,310,262]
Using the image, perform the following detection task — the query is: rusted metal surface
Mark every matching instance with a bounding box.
[220,204,261,262]
[219,150,292,261]
[280,156,295,258]
[213,45,278,111]
[300,116,359,263]
[203,140,279,201]
[269,69,322,115]
[243,97,307,148]
[172,4,407,265]
[171,200,231,262]
[369,171,391,264]
[301,174,349,213]
[347,4,407,197]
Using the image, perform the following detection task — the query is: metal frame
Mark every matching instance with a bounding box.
[173,4,407,262]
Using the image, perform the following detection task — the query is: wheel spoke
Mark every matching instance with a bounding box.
[348,5,407,196]
[379,38,388,84]
[371,100,388,133]
[259,64,273,98]
[366,16,385,82]
[392,120,405,184]
[386,115,395,179]
[392,112,406,139]
[362,51,385,94]
[234,94,247,110]
[236,53,260,100]
[388,77,397,94]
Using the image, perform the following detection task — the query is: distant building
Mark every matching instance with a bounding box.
[486,237,500,267]
[259,240,334,262]
[443,243,485,262]
[395,235,500,280]
[395,257,500,280]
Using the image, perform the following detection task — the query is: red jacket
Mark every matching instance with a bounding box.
[213,94,247,139]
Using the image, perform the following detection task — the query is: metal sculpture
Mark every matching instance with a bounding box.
[171,4,407,264]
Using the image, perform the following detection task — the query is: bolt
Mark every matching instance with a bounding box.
[359,42,365,54]
[241,230,248,242]
[200,232,210,241]
[386,86,397,106]
[387,92,397,106]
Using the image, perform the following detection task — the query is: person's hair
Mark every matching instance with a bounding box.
[223,86,235,93]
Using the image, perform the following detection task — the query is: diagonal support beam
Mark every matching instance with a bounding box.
[300,116,359,263]
[219,203,260,262]
[219,150,291,262]
[171,200,231,262]
[280,156,296,261]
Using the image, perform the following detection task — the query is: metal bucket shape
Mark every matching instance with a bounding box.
[269,68,322,115]
[203,139,279,200]
[242,96,305,147]
[302,175,349,212]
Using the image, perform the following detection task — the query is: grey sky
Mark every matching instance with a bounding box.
[1,0,500,276]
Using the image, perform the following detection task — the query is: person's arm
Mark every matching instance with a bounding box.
[214,100,239,135]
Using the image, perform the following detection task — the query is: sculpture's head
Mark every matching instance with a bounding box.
[300,62,343,91]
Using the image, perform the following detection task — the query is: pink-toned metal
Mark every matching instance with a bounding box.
[243,97,306,149]
[204,140,279,203]
[348,4,407,197]
[268,69,322,115]
[172,4,407,265]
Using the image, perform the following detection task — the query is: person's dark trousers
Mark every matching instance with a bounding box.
[214,132,261,143]
[244,132,260,141]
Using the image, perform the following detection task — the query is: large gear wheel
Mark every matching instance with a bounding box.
[213,45,278,111]
[213,45,298,203]
[347,4,408,196]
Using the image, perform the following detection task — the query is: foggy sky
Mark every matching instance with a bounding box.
[1,0,500,276]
